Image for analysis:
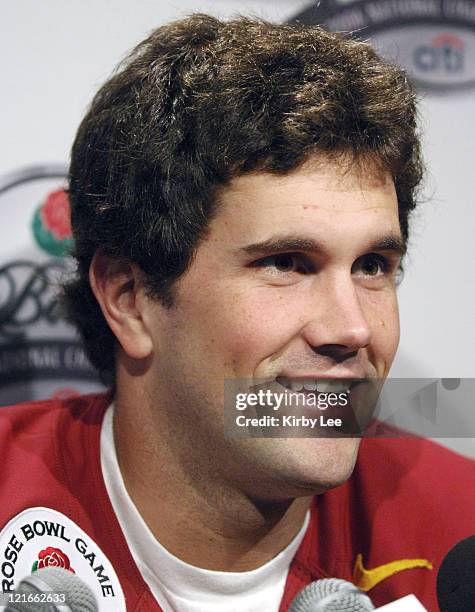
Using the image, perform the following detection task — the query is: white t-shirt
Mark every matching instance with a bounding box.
[101,404,310,612]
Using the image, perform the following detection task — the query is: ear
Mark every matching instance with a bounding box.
[89,251,154,360]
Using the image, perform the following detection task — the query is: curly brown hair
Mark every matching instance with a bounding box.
[64,13,423,380]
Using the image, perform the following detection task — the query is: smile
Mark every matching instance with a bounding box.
[275,378,353,393]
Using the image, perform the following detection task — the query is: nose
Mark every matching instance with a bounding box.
[301,273,372,360]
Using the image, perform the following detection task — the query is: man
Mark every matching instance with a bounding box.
[0,14,473,611]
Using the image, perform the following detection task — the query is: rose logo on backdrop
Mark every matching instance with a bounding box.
[32,188,74,258]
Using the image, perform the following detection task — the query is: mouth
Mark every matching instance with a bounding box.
[241,376,379,436]
[275,377,356,394]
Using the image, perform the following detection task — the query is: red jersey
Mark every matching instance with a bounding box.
[0,393,473,610]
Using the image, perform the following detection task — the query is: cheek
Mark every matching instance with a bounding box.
[365,291,400,363]
[184,288,304,370]
[378,311,400,354]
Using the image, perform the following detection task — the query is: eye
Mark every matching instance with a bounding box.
[253,253,312,274]
[353,253,389,277]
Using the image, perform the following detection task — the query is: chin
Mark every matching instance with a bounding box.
[301,436,361,490]
[244,436,361,499]
[287,447,360,495]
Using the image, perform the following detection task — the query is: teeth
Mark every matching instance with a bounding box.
[276,378,352,393]
[316,380,351,393]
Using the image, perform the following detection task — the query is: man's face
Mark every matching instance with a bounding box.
[143,156,403,499]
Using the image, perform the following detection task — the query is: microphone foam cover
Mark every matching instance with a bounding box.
[437,534,475,612]
[11,567,97,612]
[289,577,375,611]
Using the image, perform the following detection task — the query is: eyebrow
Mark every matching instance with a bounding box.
[238,234,407,257]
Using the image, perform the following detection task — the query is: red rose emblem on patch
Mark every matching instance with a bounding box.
[36,547,75,574]
[40,189,72,240]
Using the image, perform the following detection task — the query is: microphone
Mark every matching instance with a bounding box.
[289,578,428,611]
[289,577,375,611]
[5,567,97,612]
[437,534,475,611]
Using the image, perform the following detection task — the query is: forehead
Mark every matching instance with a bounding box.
[209,156,400,249]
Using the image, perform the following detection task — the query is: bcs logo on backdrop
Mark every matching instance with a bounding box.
[0,165,102,406]
[289,0,475,93]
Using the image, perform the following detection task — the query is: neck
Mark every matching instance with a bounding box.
[113,383,311,571]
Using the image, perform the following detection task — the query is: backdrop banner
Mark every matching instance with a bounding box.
[289,0,475,93]
[0,166,103,405]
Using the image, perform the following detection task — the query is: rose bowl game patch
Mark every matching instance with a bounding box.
[0,507,125,611]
